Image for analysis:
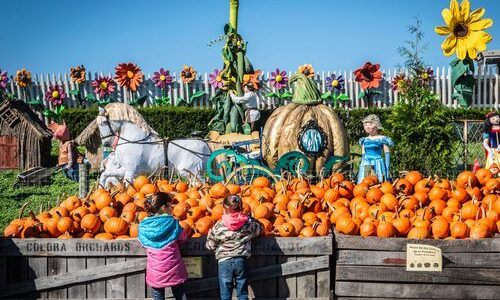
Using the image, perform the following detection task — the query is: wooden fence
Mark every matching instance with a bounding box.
[5,67,500,114]
[0,236,332,299]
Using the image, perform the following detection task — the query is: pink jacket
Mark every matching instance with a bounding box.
[138,214,188,288]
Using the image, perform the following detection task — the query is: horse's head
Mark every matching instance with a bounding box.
[97,106,118,147]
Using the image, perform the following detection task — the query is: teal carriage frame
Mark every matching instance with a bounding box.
[206,131,349,184]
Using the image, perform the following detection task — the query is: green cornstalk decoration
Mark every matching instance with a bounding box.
[208,0,256,134]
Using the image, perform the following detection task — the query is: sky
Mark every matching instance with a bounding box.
[1,0,499,76]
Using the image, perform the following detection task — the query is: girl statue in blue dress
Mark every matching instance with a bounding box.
[357,114,394,183]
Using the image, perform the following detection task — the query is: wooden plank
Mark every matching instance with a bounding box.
[0,236,332,256]
[334,282,500,299]
[0,258,6,289]
[334,233,500,252]
[86,257,106,298]
[316,256,331,298]
[0,258,146,297]
[336,250,500,268]
[0,238,140,256]
[106,257,126,298]
[67,257,86,298]
[125,257,146,299]
[336,266,500,285]
[196,255,218,298]
[249,254,277,298]
[182,256,329,294]
[47,257,67,298]
[28,257,47,298]
[278,256,296,298]
[296,256,316,298]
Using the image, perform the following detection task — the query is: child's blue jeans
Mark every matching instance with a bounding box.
[218,256,248,300]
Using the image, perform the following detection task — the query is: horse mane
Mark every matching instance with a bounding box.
[99,103,159,136]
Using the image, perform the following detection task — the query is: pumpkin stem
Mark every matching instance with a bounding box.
[288,73,322,105]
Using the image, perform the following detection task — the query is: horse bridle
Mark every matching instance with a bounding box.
[98,110,154,146]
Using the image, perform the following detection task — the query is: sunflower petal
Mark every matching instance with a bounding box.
[456,39,467,60]
[469,18,493,31]
[467,8,485,23]
[435,26,452,35]
[442,34,457,53]
[460,0,470,22]
[449,0,460,21]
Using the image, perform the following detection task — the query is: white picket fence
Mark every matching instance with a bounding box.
[5,67,499,113]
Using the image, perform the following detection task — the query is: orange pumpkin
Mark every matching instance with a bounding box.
[104,217,129,236]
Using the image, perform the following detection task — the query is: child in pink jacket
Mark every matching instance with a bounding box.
[138,192,188,300]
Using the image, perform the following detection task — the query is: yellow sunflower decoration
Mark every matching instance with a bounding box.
[298,64,315,79]
[435,0,493,60]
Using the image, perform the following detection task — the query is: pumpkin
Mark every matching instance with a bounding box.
[195,216,214,235]
[104,217,129,236]
[456,171,478,188]
[95,232,114,240]
[94,191,114,210]
[80,214,101,234]
[61,196,82,211]
[335,214,359,235]
[405,171,423,186]
[360,222,377,237]
[407,226,429,239]
[258,218,273,235]
[299,225,316,237]
[99,206,118,222]
[175,181,189,193]
[431,217,450,239]
[365,188,383,205]
[57,216,74,234]
[376,216,395,238]
[278,222,296,237]
[261,73,349,174]
[475,168,492,186]
[209,183,229,198]
[395,178,413,195]
[133,175,150,191]
[140,183,158,195]
[392,216,411,237]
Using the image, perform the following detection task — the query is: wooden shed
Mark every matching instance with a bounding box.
[75,119,103,171]
[0,99,52,170]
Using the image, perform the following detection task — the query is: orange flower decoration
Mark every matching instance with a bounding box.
[354,62,383,90]
[15,68,32,88]
[180,65,197,84]
[242,70,262,90]
[114,62,144,91]
[70,65,86,84]
[298,64,315,79]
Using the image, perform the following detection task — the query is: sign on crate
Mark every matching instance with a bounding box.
[406,243,442,272]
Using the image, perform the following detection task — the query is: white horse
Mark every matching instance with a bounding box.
[96,103,211,187]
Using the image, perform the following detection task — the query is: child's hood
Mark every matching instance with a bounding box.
[138,214,182,249]
[222,212,249,231]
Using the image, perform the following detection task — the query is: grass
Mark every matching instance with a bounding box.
[0,170,80,233]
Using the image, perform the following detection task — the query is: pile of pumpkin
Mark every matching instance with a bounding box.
[4,169,500,240]
[333,170,500,239]
[2,174,336,239]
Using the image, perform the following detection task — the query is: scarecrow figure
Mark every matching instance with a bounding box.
[483,111,500,169]
[48,121,84,181]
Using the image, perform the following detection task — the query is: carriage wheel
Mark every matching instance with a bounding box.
[225,165,279,186]
[274,151,310,177]
[206,149,251,182]
[320,155,350,177]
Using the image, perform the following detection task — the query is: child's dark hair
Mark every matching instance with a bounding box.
[245,83,255,91]
[223,194,243,213]
[144,192,173,216]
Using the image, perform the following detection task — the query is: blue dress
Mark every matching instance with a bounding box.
[357,136,394,183]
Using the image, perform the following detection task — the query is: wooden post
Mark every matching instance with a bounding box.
[78,164,88,198]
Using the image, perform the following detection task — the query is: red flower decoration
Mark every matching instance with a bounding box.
[354,62,383,90]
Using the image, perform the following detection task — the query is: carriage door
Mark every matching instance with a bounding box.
[0,136,18,169]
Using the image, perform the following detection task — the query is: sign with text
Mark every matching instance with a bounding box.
[406,243,442,272]
[183,256,203,278]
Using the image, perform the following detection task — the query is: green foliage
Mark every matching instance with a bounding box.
[61,106,216,139]
[0,170,83,233]
[386,17,457,175]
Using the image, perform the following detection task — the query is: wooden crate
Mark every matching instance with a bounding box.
[0,236,332,299]
[334,233,500,300]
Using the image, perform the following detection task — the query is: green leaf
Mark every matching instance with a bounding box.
[43,110,54,117]
[279,91,293,99]
[175,97,186,106]
[85,94,97,102]
[338,94,350,101]
[321,91,332,99]
[370,90,383,95]
[358,91,366,100]
[189,90,207,102]
[69,90,80,96]
[266,92,278,98]
[26,99,43,106]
